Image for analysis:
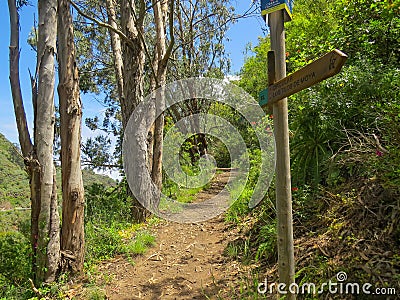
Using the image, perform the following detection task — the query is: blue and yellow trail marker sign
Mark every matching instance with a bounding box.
[261,0,294,22]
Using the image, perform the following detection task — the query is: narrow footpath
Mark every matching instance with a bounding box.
[98,171,250,299]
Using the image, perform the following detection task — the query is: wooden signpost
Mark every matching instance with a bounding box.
[259,49,348,107]
[268,10,296,299]
[259,2,347,299]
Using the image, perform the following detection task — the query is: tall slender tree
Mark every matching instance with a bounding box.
[150,0,174,192]
[8,0,39,280]
[9,0,87,283]
[167,0,235,163]
[33,0,61,283]
[58,0,85,273]
[9,0,62,283]
[119,0,149,221]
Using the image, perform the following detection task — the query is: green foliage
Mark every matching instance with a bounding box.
[161,162,211,206]
[234,0,400,293]
[0,132,123,299]
[237,0,400,187]
[162,119,216,203]
[0,232,31,290]
[286,0,337,71]
[0,133,30,208]
[290,107,332,187]
[162,156,207,203]
[290,61,400,185]
[81,168,116,189]
[255,221,277,263]
[75,11,117,101]
[169,0,234,79]
[86,287,107,300]
[225,141,275,225]
[82,136,115,170]
[0,134,32,297]
[333,0,400,64]
[237,37,270,100]
[225,238,253,265]
[84,181,155,265]
[85,222,124,263]
[207,102,265,167]
[120,230,155,256]
[85,182,130,223]
[85,221,155,264]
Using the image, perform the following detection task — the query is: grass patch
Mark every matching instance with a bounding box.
[121,230,155,255]
[163,176,211,204]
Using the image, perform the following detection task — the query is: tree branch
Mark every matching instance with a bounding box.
[69,0,135,50]
[131,0,159,86]
[161,0,175,71]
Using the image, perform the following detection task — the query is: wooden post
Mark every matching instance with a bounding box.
[267,51,275,115]
[269,10,296,298]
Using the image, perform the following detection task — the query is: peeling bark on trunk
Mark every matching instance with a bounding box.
[121,0,149,222]
[151,0,175,200]
[105,0,149,221]
[8,0,60,284]
[35,0,60,283]
[120,0,145,130]
[57,0,85,274]
[117,0,174,219]
[8,0,39,279]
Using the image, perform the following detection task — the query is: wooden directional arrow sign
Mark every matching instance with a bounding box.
[260,49,348,107]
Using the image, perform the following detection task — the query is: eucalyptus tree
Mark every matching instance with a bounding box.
[170,0,234,79]
[58,0,85,274]
[71,0,174,221]
[9,0,87,282]
[8,0,60,284]
[69,0,241,219]
[167,0,236,163]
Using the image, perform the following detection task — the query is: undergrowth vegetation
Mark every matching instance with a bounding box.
[223,0,400,298]
[0,155,157,300]
[84,182,156,265]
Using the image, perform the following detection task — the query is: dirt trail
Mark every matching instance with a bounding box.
[99,171,245,299]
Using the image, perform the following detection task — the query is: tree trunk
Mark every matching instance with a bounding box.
[151,0,167,191]
[119,0,173,218]
[29,158,41,280]
[120,0,149,222]
[9,0,60,284]
[7,0,40,280]
[29,49,42,281]
[151,0,175,199]
[8,0,33,157]
[35,0,61,283]
[57,0,85,274]
[105,0,124,104]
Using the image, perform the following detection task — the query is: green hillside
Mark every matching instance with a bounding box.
[0,133,30,209]
[0,132,116,217]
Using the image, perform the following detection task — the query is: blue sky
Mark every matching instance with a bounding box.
[0,1,267,144]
